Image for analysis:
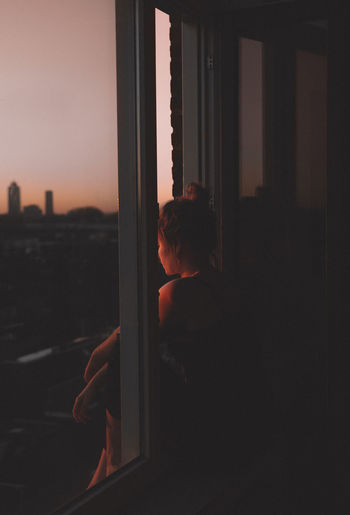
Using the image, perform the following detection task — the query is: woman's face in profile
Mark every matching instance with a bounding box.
[158,233,179,276]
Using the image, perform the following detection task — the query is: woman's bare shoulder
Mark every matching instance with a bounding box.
[159,277,183,298]
[159,272,240,316]
[159,277,197,305]
[160,277,215,314]
[158,279,190,336]
[160,271,238,300]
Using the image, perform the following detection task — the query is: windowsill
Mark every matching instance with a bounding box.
[115,459,239,515]
[113,419,330,515]
[114,435,287,515]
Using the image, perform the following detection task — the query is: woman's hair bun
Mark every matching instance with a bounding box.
[159,182,216,256]
[184,182,210,207]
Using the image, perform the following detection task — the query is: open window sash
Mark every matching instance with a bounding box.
[53,1,160,513]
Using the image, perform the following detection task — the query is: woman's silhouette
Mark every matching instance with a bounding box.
[157,183,243,457]
[72,183,259,486]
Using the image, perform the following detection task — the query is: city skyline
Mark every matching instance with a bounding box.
[1,180,118,215]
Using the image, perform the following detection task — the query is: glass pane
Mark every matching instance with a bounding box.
[237,24,327,417]
[0,1,121,513]
[155,8,172,208]
[238,38,263,200]
[155,8,172,288]
[238,38,264,267]
[293,42,327,411]
[296,50,327,212]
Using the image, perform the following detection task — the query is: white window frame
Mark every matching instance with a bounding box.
[182,19,219,196]
[53,1,162,513]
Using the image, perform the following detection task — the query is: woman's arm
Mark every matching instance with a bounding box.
[73,363,109,424]
[84,327,120,383]
[158,280,183,341]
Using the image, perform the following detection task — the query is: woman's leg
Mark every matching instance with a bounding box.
[105,409,122,476]
[87,447,107,489]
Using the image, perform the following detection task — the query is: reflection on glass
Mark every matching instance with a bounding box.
[296,50,327,210]
[0,1,120,513]
[295,47,327,280]
[237,24,327,418]
[238,38,263,199]
[238,38,265,267]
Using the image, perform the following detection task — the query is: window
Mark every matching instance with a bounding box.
[1,1,121,512]
[1,1,160,514]
[233,19,328,416]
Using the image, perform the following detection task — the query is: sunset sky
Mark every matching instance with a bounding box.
[0,1,264,215]
[0,1,172,214]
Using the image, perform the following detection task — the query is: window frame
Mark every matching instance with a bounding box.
[218,3,328,280]
[219,2,330,417]
[53,1,162,513]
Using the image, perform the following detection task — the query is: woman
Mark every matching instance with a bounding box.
[156,184,243,456]
[73,183,249,484]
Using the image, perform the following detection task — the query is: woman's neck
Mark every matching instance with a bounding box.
[179,259,212,278]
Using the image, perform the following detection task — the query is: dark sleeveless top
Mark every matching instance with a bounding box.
[160,273,274,462]
[105,274,268,454]
[159,274,256,451]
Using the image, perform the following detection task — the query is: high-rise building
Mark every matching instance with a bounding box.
[45,190,54,216]
[8,182,21,216]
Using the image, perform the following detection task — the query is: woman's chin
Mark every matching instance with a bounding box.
[166,269,178,277]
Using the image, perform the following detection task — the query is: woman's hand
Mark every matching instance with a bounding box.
[84,328,119,383]
[84,349,104,384]
[74,363,109,423]
[72,383,96,424]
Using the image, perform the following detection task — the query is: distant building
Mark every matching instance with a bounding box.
[45,190,54,216]
[23,204,43,218]
[8,182,21,216]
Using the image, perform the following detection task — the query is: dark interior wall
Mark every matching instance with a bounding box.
[327,2,350,416]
